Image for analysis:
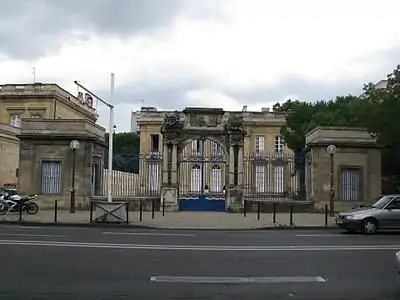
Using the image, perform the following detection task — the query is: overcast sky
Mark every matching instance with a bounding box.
[1,0,399,132]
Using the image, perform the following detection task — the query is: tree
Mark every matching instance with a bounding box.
[361,65,400,191]
[361,65,400,146]
[278,95,364,152]
[275,64,400,193]
[104,132,140,173]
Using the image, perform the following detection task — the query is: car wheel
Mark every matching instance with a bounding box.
[361,218,378,234]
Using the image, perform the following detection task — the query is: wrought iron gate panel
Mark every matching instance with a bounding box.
[243,153,308,201]
[178,139,227,211]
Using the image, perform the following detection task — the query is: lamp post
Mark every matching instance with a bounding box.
[74,73,115,203]
[326,144,337,217]
[69,139,80,213]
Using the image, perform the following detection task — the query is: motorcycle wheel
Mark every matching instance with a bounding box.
[25,202,39,215]
[0,204,8,215]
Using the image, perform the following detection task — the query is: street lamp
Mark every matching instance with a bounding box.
[69,139,80,213]
[326,144,337,217]
[74,73,115,203]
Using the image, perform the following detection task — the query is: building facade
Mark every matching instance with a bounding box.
[0,83,98,186]
[131,106,300,211]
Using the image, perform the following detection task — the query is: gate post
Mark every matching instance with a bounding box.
[226,113,246,213]
[160,142,179,212]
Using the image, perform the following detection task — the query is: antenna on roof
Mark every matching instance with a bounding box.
[140,99,144,107]
[32,67,36,83]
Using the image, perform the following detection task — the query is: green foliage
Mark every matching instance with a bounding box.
[361,65,400,146]
[274,64,400,191]
[104,132,140,173]
[105,132,139,153]
[277,95,364,151]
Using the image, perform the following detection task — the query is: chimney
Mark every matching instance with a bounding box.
[242,105,248,112]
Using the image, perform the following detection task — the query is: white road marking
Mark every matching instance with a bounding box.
[102,232,195,237]
[0,234,67,237]
[0,226,45,229]
[296,234,357,237]
[0,239,398,251]
[149,276,327,284]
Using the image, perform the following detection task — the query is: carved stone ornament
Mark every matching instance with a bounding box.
[20,140,32,151]
[230,134,244,146]
[226,113,246,133]
[189,114,220,127]
[161,111,183,133]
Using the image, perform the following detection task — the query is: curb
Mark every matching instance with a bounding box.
[0,221,338,231]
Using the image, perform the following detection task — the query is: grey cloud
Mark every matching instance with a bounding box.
[94,68,393,133]
[0,0,225,59]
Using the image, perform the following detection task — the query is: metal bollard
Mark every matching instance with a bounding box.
[139,201,143,222]
[243,200,247,217]
[126,202,129,224]
[89,201,93,223]
[162,200,165,216]
[289,204,294,226]
[273,202,276,223]
[54,200,58,223]
[257,201,260,220]
[18,202,23,223]
[152,199,155,219]
[324,204,328,227]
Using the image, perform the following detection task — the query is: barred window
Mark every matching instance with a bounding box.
[41,161,61,194]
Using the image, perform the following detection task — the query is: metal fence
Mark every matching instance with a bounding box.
[95,153,163,197]
[179,156,227,198]
[243,153,307,201]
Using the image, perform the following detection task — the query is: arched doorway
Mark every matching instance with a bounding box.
[178,138,227,211]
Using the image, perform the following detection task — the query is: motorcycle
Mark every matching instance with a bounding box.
[0,193,39,215]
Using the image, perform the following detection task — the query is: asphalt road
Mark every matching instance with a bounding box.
[0,225,399,300]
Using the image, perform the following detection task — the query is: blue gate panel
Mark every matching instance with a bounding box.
[179,196,226,212]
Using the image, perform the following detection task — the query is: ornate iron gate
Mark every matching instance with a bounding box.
[178,139,227,211]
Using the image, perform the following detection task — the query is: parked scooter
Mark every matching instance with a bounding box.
[0,193,39,215]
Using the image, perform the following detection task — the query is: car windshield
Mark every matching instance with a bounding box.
[368,196,394,209]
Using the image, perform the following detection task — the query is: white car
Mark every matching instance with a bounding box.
[397,251,400,275]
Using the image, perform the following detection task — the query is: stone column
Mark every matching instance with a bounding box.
[171,143,178,184]
[162,143,169,184]
[228,145,235,186]
[237,145,244,186]
[160,142,179,212]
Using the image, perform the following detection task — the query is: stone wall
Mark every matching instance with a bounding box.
[305,127,381,212]
[0,123,20,185]
[17,119,106,210]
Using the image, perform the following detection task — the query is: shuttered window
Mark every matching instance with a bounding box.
[274,165,284,193]
[148,163,159,192]
[41,161,61,194]
[255,165,265,192]
[340,168,361,201]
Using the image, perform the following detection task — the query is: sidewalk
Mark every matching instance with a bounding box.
[0,210,336,229]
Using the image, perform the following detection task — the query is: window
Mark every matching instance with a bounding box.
[10,114,21,127]
[340,168,361,201]
[255,136,265,155]
[210,165,222,192]
[148,163,159,193]
[41,161,61,194]
[191,139,202,155]
[386,197,400,210]
[255,165,265,192]
[191,164,201,192]
[274,165,284,193]
[150,134,159,153]
[212,142,221,155]
[275,136,285,153]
